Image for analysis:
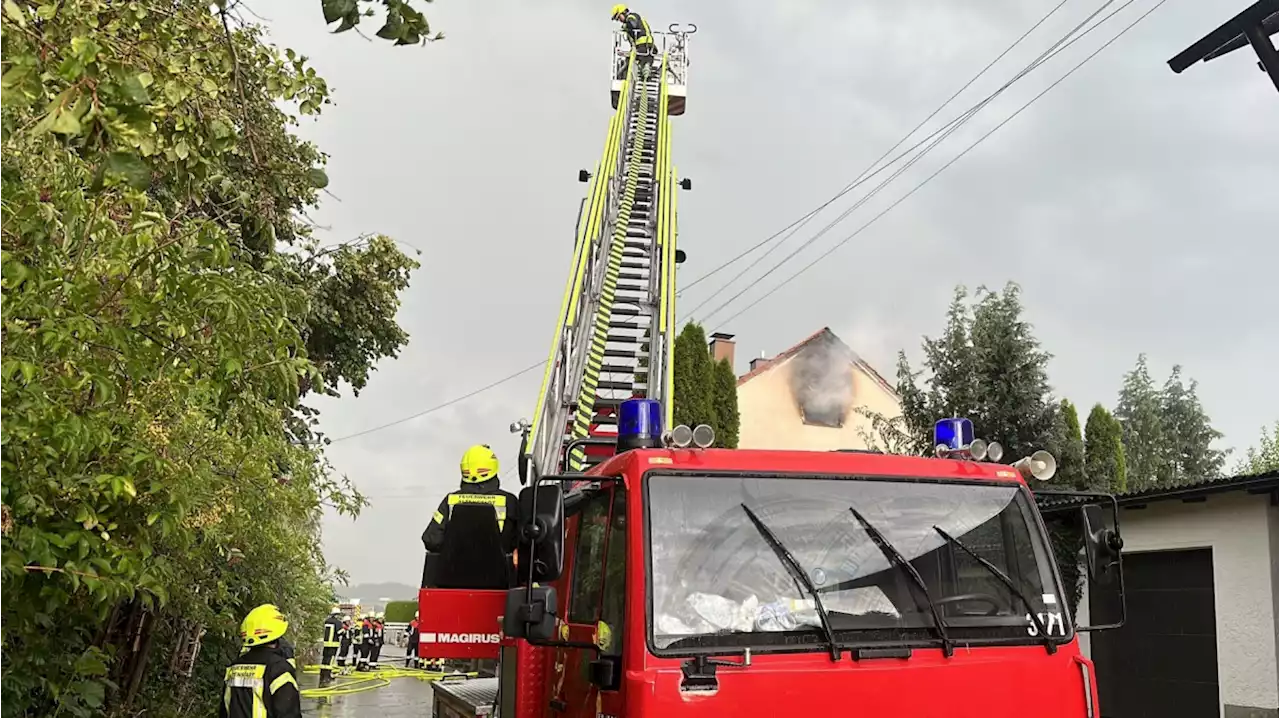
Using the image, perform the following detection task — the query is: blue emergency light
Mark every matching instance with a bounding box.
[933,417,974,451]
[617,398,663,451]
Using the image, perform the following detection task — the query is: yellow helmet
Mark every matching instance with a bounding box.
[240,604,288,648]
[460,444,499,484]
[611,4,627,20]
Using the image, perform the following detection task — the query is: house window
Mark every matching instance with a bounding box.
[801,403,845,428]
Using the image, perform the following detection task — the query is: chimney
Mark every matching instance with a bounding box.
[708,332,735,368]
[748,350,771,373]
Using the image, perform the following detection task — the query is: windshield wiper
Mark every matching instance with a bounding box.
[739,503,842,661]
[932,525,1057,655]
[848,507,954,657]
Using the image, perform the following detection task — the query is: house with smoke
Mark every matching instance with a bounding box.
[710,328,901,451]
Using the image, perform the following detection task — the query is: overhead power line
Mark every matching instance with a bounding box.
[327,360,546,443]
[709,0,1170,331]
[696,0,1130,326]
[680,0,1075,316]
[322,0,1163,445]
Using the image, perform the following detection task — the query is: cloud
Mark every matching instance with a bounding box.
[255,0,1277,584]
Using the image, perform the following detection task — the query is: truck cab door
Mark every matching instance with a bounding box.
[553,487,627,718]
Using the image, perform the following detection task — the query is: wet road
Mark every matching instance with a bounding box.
[300,670,435,717]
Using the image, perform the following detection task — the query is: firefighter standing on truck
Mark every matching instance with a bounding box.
[219,604,301,718]
[612,5,655,78]
[319,608,342,687]
[421,445,520,558]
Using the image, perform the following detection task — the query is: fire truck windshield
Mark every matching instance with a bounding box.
[646,473,1067,654]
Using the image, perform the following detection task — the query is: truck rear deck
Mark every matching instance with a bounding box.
[431,677,499,718]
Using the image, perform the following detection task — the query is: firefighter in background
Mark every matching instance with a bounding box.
[319,608,342,687]
[611,5,655,78]
[220,604,301,718]
[421,445,520,560]
[370,613,385,669]
[405,611,420,669]
[357,614,374,671]
[336,615,353,671]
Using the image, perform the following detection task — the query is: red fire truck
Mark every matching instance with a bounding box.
[420,29,1125,717]
[419,411,1126,718]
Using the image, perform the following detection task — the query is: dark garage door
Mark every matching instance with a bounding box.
[1091,548,1219,718]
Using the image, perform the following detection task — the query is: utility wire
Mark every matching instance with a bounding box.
[680,0,1074,315]
[708,0,1168,331]
[696,0,1124,326]
[326,360,546,443]
[320,0,1158,445]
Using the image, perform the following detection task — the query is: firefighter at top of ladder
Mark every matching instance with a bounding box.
[612,5,656,77]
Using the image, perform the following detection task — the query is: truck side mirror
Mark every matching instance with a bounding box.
[517,484,565,583]
[1077,498,1126,633]
[1082,504,1123,586]
[503,585,558,642]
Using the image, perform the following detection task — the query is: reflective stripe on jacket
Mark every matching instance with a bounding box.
[623,11,653,46]
[445,492,508,531]
[322,618,341,648]
[218,646,300,718]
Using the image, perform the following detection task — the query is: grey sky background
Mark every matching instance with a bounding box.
[255,0,1278,587]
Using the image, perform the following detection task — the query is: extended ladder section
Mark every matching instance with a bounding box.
[524,35,690,479]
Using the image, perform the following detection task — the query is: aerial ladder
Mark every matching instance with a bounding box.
[423,25,1132,717]
[420,25,697,688]
[516,25,696,482]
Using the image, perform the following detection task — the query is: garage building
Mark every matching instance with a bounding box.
[1076,470,1279,718]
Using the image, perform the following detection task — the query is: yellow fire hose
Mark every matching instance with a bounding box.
[299,663,480,698]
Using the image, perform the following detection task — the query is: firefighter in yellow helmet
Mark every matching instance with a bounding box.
[611,5,656,79]
[421,444,520,556]
[220,604,301,718]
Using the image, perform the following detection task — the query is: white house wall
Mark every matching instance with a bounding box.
[1077,491,1279,717]
[736,357,901,451]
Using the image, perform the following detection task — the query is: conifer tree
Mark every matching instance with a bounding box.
[1084,404,1127,493]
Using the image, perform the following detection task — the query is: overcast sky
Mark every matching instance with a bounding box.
[255,0,1278,586]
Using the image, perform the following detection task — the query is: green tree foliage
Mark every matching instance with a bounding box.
[1084,404,1127,493]
[896,284,1056,458]
[670,323,739,447]
[383,600,418,623]
[852,406,915,454]
[712,358,740,449]
[1115,356,1225,487]
[1157,366,1225,483]
[672,322,715,430]
[1048,400,1086,489]
[1114,355,1166,489]
[1234,422,1279,475]
[1,2,418,715]
[321,0,444,45]
[296,234,418,400]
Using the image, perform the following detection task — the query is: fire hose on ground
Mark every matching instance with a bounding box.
[298,662,479,698]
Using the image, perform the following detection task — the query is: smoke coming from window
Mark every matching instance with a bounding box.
[788,338,853,428]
